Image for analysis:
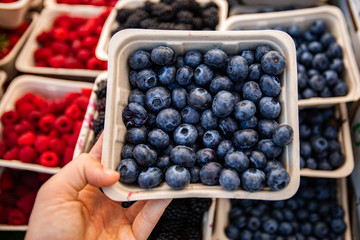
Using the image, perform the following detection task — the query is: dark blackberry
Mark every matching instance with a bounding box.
[140,18,159,29]
[189,198,212,214]
[121,201,136,208]
[116,9,134,23]
[181,227,201,240]
[151,3,175,22]
[161,219,187,233]
[123,14,143,28]
[174,23,192,30]
[156,232,181,240]
[186,211,203,226]
[95,81,107,99]
[202,7,219,29]
[204,2,218,9]
[157,22,176,30]
[171,0,191,11]
[192,17,203,30]
[163,201,190,219]
[176,10,193,24]
[93,110,105,136]
[160,0,174,4]
[96,97,106,111]
[143,1,154,13]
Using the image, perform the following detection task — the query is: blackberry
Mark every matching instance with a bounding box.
[157,22,176,30]
[140,18,159,29]
[163,200,190,219]
[176,11,193,24]
[121,201,136,208]
[124,14,143,28]
[95,97,106,111]
[160,0,174,4]
[116,9,134,23]
[151,3,175,22]
[192,17,203,30]
[156,232,181,240]
[189,198,212,214]
[202,7,219,29]
[95,81,107,99]
[181,227,201,240]
[204,2,218,9]
[93,110,105,136]
[174,23,192,30]
[171,0,191,11]
[186,211,203,226]
[143,1,154,13]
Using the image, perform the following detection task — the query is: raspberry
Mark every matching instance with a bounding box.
[54,15,71,29]
[0,170,14,191]
[39,114,56,133]
[0,191,17,207]
[49,138,66,156]
[77,25,92,37]
[49,129,60,138]
[17,131,35,146]
[53,97,68,113]
[62,147,74,167]
[74,95,89,112]
[64,92,81,106]
[1,110,19,125]
[0,204,7,224]
[68,132,78,147]
[27,111,42,125]
[14,21,29,35]
[2,124,15,137]
[20,172,40,189]
[16,102,35,119]
[61,133,71,142]
[40,151,60,167]
[15,93,35,108]
[48,54,66,68]
[34,135,50,153]
[86,57,104,70]
[76,49,91,63]
[34,48,53,62]
[5,131,19,148]
[37,173,51,183]
[51,42,70,54]
[16,192,36,216]
[64,56,84,69]
[8,208,27,225]
[67,31,78,42]
[32,95,47,110]
[0,141,6,158]
[14,120,34,134]
[54,115,73,133]
[71,39,82,52]
[40,100,57,115]
[82,36,98,48]
[3,147,20,160]
[8,34,20,47]
[36,31,51,45]
[81,88,92,98]
[52,27,68,42]
[65,104,82,120]
[36,61,47,67]
[19,146,37,163]
[15,185,32,197]
[74,120,83,134]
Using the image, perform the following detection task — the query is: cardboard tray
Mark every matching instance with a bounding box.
[220,6,360,106]
[102,29,300,201]
[0,75,93,174]
[0,0,31,29]
[95,0,229,61]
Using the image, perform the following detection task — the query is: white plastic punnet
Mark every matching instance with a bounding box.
[0,0,31,29]
[102,29,299,201]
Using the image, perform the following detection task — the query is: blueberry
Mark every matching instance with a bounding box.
[173,123,198,146]
[300,141,312,158]
[167,82,181,91]
[121,144,134,159]
[248,63,262,81]
[329,139,341,152]
[212,91,235,117]
[279,222,293,236]
[204,48,229,69]
[302,88,318,99]
[187,88,212,111]
[162,142,175,156]
[334,82,348,96]
[196,148,217,166]
[158,66,176,85]
[219,168,240,191]
[165,165,190,190]
[181,106,200,124]
[145,86,171,112]
[225,151,249,172]
[234,100,256,121]
[226,56,248,82]
[310,19,326,35]
[172,87,187,109]
[199,162,223,185]
[304,30,317,42]
[258,119,278,138]
[137,167,163,189]
[225,224,240,239]
[255,45,272,62]
[184,50,203,67]
[129,70,138,88]
[306,157,317,169]
[239,116,258,130]
[311,136,328,153]
[240,50,254,65]
[330,58,344,73]
[136,69,158,91]
[194,64,214,86]
[267,167,290,191]
[209,76,233,95]
[151,45,175,65]
[129,49,152,70]
[176,65,194,86]
[331,219,346,234]
[195,124,205,138]
[200,109,218,130]
[190,166,200,183]
[170,145,196,168]
[261,51,286,75]
[175,55,185,68]
[259,97,281,119]
[156,108,181,132]
[257,139,282,159]
[300,51,313,67]
[241,168,266,192]
[122,102,148,127]
[332,206,345,218]
[249,151,266,169]
[327,42,343,59]
[299,124,311,139]
[217,140,234,160]
[314,222,329,238]
[329,151,344,168]
[309,74,326,91]
[219,117,239,137]
[232,129,258,149]
[148,128,169,148]
[116,158,139,184]
[259,74,281,97]
[312,53,329,71]
[321,32,336,47]
[232,92,241,104]
[126,127,147,144]
[288,25,302,38]
[242,81,262,103]
[133,144,157,167]
[308,41,323,54]
[318,159,333,170]
[185,83,198,93]
[156,155,171,170]
[203,130,221,149]
[323,70,338,87]
[129,89,145,107]
[272,124,293,147]
[263,219,279,234]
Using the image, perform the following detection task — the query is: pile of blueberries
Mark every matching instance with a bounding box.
[92,80,107,143]
[117,44,294,192]
[299,107,345,170]
[225,178,347,240]
[112,0,219,35]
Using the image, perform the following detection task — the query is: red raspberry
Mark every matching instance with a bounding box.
[52,27,68,42]
[49,129,60,138]
[2,124,15,137]
[74,120,83,135]
[64,92,81,106]
[36,61,47,67]
[54,97,68,113]
[32,95,47,110]
[39,151,60,167]
[81,88,92,98]
[36,31,51,45]
[16,102,35,119]
[51,42,70,55]
[68,132,78,147]
[54,15,71,29]
[0,191,17,207]
[54,116,73,133]
[0,170,14,191]
[77,25,92,37]
[34,135,50,153]
[40,100,57,115]
[74,95,89,112]
[19,146,37,163]
[37,173,51,183]
[86,57,104,70]
[1,110,18,125]
[8,208,27,225]
[72,17,86,28]
[14,120,34,134]
[48,54,66,68]
[61,133,71,142]
[39,114,56,133]
[34,48,53,62]
[71,39,82,52]
[14,21,29,35]
[17,131,35,146]
[0,204,7,224]
[15,93,35,108]
[16,192,36,216]
[27,111,42,125]
[83,36,98,48]
[3,147,20,160]
[20,172,40,189]
[8,35,20,47]
[67,31,78,42]
[76,48,91,63]
[61,146,74,167]
[95,25,103,35]
[64,56,84,69]
[0,141,6,158]
[15,185,32,198]
[49,138,66,156]
[4,132,18,148]
[65,104,82,120]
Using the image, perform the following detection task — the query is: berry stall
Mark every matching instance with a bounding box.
[0,0,360,239]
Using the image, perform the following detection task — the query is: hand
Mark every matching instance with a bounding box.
[26,134,171,240]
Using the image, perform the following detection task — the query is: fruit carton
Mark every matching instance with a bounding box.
[240,0,327,7]
[0,75,93,174]
[0,0,31,29]
[299,103,353,178]
[44,0,115,9]
[15,6,106,79]
[102,29,299,201]
[95,0,229,61]
[212,178,352,240]
[220,6,360,106]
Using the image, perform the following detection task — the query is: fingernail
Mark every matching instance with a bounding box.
[104,168,119,176]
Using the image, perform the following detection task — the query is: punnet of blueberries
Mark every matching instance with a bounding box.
[299,107,345,170]
[116,44,294,193]
[112,0,219,35]
[225,178,347,239]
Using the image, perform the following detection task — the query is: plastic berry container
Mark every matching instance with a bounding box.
[220,5,360,106]
[95,0,229,61]
[0,0,32,29]
[101,29,299,201]
[0,70,7,99]
[212,178,352,240]
[0,75,93,174]
[44,0,116,9]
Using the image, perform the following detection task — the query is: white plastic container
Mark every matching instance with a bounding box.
[0,70,7,98]
[221,6,360,106]
[0,13,38,81]
[15,6,106,79]
[300,103,354,178]
[96,0,229,61]
[0,0,31,29]
[241,0,327,7]
[102,29,299,201]
[213,178,352,240]
[350,100,360,217]
[0,75,93,174]
[44,0,109,10]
